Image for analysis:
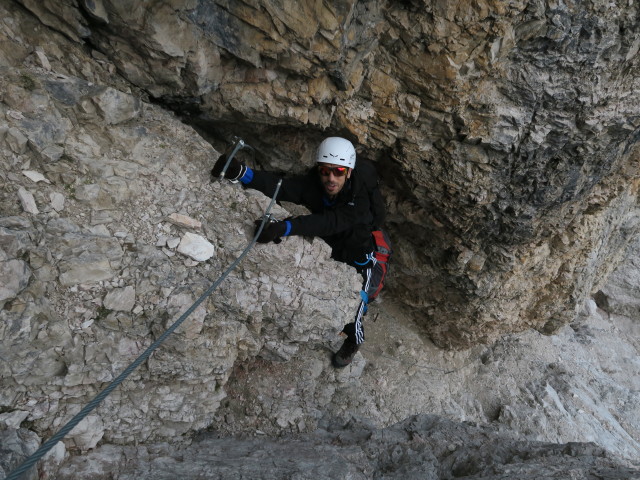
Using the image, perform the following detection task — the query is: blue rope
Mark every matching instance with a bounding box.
[5,180,282,480]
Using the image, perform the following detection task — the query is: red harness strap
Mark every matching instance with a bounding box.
[369,230,392,300]
[372,230,391,261]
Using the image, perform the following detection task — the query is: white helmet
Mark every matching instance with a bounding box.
[316,137,356,169]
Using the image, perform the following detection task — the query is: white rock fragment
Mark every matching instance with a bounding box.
[167,213,202,230]
[34,46,51,70]
[87,224,111,237]
[7,127,28,153]
[6,110,24,120]
[50,192,65,211]
[22,170,50,183]
[68,414,104,450]
[155,235,168,247]
[161,287,173,298]
[167,236,180,249]
[17,187,39,214]
[93,87,141,125]
[81,319,94,329]
[58,259,114,286]
[584,298,598,316]
[103,286,136,312]
[177,232,215,261]
[0,410,29,429]
[41,440,66,467]
[167,293,207,339]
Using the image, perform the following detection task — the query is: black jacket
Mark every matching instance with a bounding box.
[246,160,385,266]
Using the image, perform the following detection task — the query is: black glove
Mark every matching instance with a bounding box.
[211,154,244,181]
[254,219,287,244]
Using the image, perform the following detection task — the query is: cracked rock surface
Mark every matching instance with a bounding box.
[0,3,359,450]
[12,0,640,347]
[54,415,640,480]
[1,2,639,479]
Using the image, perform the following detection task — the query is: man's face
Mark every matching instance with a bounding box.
[318,163,351,197]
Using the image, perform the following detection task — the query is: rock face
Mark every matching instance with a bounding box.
[0,0,360,451]
[1,2,640,479]
[202,297,640,460]
[13,0,640,348]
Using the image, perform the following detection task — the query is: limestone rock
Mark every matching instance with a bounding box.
[0,6,359,449]
[50,192,65,211]
[53,232,123,286]
[0,429,41,480]
[598,237,640,318]
[103,286,136,312]
[167,213,202,230]
[176,232,214,262]
[6,127,28,154]
[54,415,640,480]
[67,414,104,451]
[92,87,141,125]
[0,224,32,259]
[0,259,31,308]
[17,187,38,214]
[57,257,114,286]
[166,236,180,249]
[22,170,50,183]
[34,45,51,71]
[0,410,29,429]
[19,0,640,349]
[1,2,639,479]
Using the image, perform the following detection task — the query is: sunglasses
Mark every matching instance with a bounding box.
[318,165,349,177]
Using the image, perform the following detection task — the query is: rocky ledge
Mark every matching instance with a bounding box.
[50,415,640,480]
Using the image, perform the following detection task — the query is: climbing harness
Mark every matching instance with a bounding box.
[369,230,392,301]
[5,176,282,480]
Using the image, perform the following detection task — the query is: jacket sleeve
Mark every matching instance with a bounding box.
[287,203,360,237]
[244,169,309,204]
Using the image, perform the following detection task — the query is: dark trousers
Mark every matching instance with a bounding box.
[353,230,391,344]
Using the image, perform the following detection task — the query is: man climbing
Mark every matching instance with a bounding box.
[211,137,391,368]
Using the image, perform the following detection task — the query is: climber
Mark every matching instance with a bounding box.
[211,137,392,368]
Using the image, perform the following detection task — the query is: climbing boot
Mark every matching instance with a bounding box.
[332,338,360,368]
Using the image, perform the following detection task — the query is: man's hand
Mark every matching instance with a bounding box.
[211,154,243,181]
[254,219,286,244]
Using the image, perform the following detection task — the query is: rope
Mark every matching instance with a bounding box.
[5,180,282,480]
